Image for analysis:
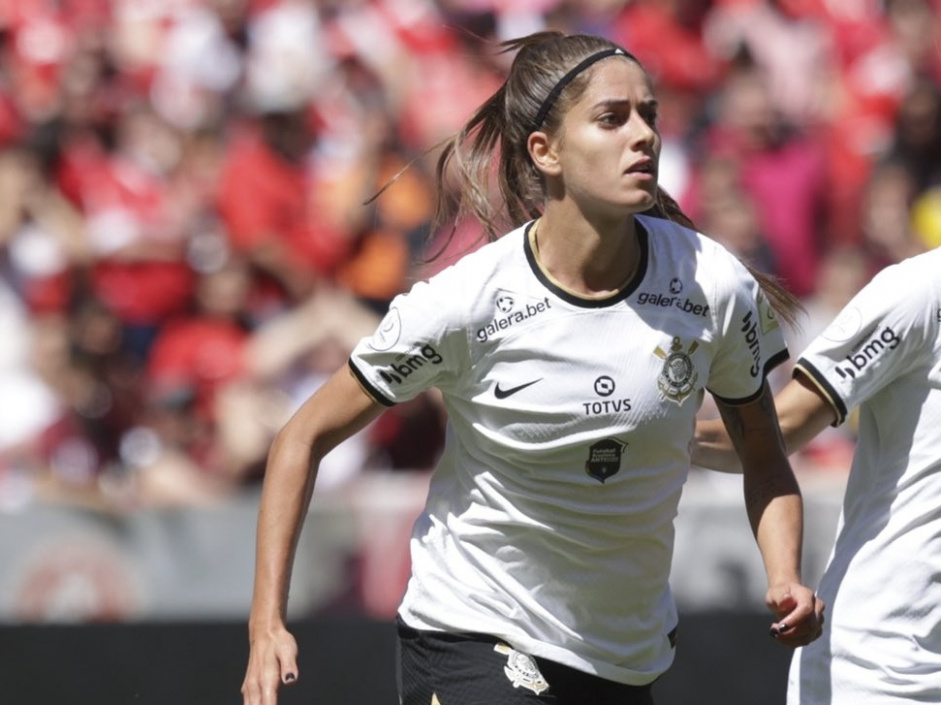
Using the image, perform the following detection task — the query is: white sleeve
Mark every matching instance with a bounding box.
[706,252,789,404]
[348,273,470,406]
[793,263,937,425]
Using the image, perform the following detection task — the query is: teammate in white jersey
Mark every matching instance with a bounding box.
[242,31,824,705]
[694,246,941,703]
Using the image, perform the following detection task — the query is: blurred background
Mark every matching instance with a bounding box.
[0,0,937,702]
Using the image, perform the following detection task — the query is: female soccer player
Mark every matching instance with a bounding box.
[241,31,824,705]
[695,245,941,704]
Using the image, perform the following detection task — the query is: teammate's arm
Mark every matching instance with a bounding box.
[241,366,386,705]
[712,381,825,647]
[694,372,838,472]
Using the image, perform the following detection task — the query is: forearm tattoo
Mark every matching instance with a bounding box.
[757,386,776,416]
[719,385,797,505]
[717,403,746,450]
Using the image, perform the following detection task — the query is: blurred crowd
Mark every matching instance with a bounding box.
[1,0,939,513]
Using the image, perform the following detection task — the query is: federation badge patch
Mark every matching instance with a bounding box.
[756,290,780,334]
[369,307,402,351]
[655,337,699,405]
[585,438,627,483]
[823,305,863,343]
[493,644,550,695]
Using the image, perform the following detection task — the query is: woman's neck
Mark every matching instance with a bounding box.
[530,212,642,298]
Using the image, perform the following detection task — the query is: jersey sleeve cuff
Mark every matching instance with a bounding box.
[348,359,396,407]
[707,348,790,406]
[793,359,847,426]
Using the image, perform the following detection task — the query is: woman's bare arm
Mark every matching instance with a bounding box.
[242,366,386,705]
[713,381,825,646]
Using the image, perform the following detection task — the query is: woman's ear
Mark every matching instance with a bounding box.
[528,131,561,177]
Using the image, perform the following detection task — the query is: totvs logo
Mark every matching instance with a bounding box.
[834,326,900,381]
[379,344,443,385]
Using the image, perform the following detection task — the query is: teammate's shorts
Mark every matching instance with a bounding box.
[396,616,655,705]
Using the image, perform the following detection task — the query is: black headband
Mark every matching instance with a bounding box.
[531,47,631,132]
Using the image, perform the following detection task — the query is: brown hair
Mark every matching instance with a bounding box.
[417,31,800,325]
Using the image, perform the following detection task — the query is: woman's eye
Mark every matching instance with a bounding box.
[597,110,657,128]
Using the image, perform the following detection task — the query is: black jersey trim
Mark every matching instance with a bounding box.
[793,359,847,426]
[348,359,396,407]
[708,348,790,406]
[764,348,790,377]
[523,219,649,308]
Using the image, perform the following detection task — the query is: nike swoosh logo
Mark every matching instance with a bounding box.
[494,379,543,399]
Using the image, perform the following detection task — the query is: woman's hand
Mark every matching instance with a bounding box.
[713,382,825,650]
[241,624,299,705]
[766,580,826,648]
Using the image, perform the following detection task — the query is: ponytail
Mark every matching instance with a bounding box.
[370,30,804,329]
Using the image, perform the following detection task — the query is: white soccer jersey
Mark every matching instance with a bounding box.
[787,247,941,704]
[349,215,788,686]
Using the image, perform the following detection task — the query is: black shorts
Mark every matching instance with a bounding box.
[396,617,655,705]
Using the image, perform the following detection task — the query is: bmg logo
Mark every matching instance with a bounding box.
[834,326,901,381]
[379,344,443,385]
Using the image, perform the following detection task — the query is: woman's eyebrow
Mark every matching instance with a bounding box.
[590,97,659,111]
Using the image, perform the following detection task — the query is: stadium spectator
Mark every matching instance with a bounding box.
[0,138,89,313]
[0,0,931,528]
[690,153,779,276]
[685,63,830,297]
[72,103,199,362]
[611,0,725,98]
[858,157,928,268]
[883,75,941,196]
[816,0,941,245]
[214,106,346,313]
[240,281,385,489]
[703,0,837,129]
[241,31,823,705]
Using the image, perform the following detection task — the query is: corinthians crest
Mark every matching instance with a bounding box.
[655,337,699,405]
[493,644,550,695]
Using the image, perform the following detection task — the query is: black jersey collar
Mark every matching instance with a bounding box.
[523,219,649,308]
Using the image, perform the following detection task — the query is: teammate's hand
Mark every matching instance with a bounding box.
[241,625,299,705]
[765,581,825,648]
